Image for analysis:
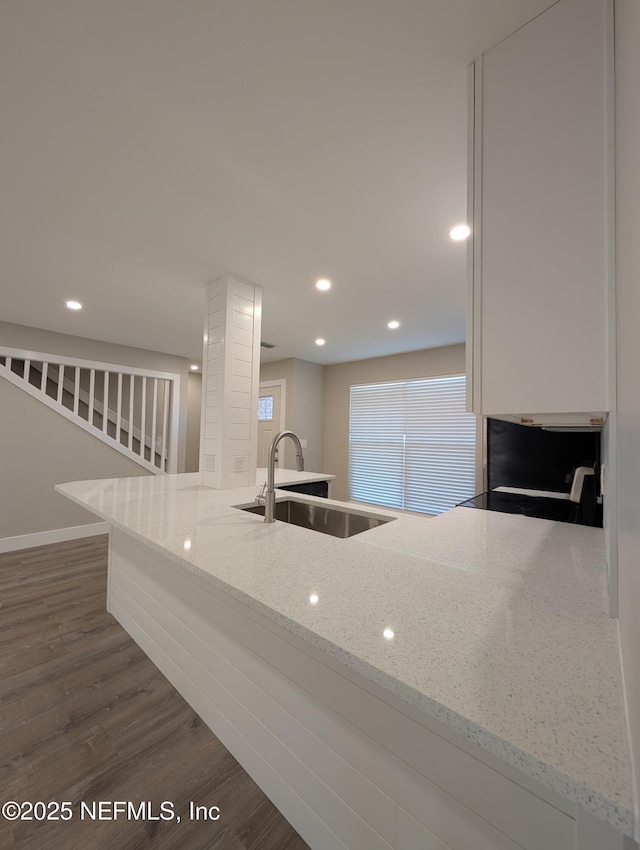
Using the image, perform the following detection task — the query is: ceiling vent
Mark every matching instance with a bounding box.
[260,341,277,349]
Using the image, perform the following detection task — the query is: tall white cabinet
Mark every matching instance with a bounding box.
[467,0,614,426]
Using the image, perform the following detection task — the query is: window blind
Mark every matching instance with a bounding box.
[348,375,476,515]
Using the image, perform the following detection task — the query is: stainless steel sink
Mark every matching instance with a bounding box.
[238,499,395,538]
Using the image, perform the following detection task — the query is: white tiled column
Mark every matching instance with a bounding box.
[201,274,262,489]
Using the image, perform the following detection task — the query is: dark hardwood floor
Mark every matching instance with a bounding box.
[0,536,311,850]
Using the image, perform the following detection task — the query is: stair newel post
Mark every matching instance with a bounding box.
[151,378,158,468]
[73,367,80,415]
[167,376,180,475]
[161,379,170,472]
[88,369,96,427]
[116,372,123,444]
[102,372,109,435]
[140,377,147,461]
[57,365,64,404]
[128,374,135,451]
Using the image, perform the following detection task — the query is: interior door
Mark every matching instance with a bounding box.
[258,384,283,468]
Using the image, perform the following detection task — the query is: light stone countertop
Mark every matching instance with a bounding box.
[56,471,633,836]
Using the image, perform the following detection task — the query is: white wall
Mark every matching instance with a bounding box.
[0,321,192,538]
[290,358,324,471]
[323,344,467,501]
[614,0,640,832]
[259,358,324,470]
[0,377,151,537]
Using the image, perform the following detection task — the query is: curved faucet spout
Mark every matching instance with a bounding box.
[264,430,305,523]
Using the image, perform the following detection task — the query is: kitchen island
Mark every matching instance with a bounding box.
[56,472,634,850]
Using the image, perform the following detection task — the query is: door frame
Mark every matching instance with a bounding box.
[258,379,287,467]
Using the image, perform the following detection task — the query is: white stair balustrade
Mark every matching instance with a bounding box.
[0,346,180,474]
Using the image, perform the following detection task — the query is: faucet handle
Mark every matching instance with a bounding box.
[256,482,266,505]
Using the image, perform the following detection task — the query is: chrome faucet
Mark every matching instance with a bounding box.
[261,430,305,523]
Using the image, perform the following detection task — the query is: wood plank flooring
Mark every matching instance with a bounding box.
[0,536,311,850]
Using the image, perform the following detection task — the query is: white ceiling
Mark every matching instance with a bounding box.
[1,0,555,366]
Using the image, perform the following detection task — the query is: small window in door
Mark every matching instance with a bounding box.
[258,395,274,421]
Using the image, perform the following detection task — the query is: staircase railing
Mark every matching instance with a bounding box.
[0,346,180,474]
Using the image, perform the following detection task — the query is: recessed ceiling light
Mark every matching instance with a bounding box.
[315,338,326,346]
[65,300,82,310]
[190,364,199,371]
[309,593,319,605]
[383,627,395,640]
[387,320,400,329]
[315,279,331,291]
[448,224,471,241]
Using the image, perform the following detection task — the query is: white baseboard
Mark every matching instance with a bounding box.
[0,522,110,554]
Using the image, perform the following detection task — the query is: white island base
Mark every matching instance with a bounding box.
[108,528,627,850]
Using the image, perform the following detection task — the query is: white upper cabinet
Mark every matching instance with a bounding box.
[467,0,614,426]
